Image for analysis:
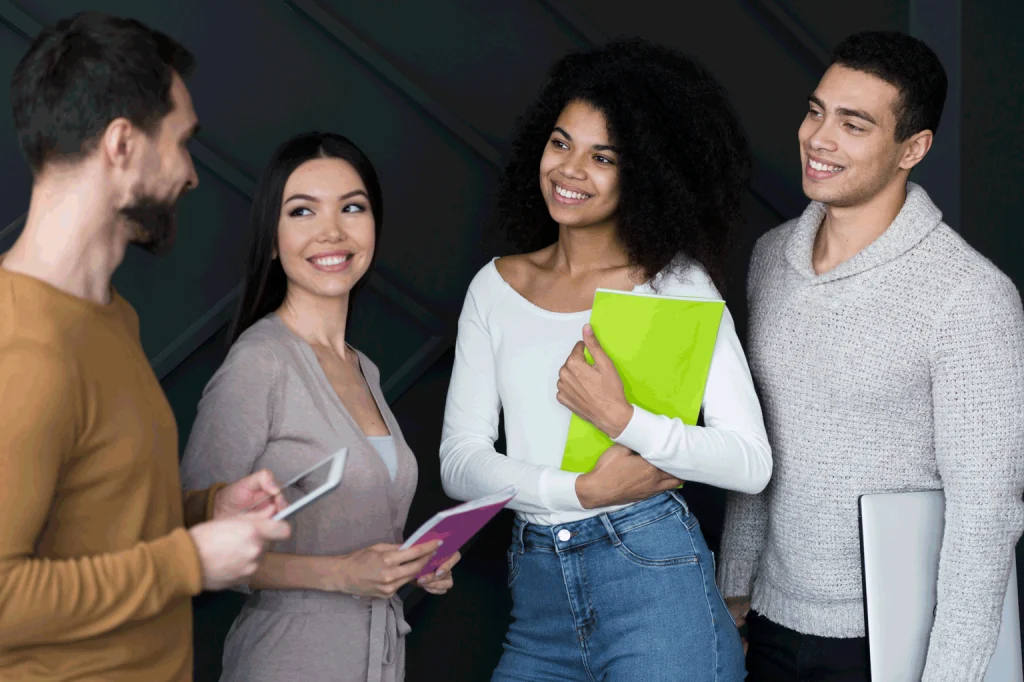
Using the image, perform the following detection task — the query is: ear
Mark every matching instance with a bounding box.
[100,117,136,170]
[898,129,934,171]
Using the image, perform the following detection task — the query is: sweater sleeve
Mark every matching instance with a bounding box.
[715,235,775,598]
[0,342,202,648]
[921,271,1024,681]
[180,341,279,492]
[611,304,772,495]
[179,341,281,595]
[439,270,584,514]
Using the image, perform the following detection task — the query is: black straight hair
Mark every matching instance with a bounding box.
[11,11,195,173]
[228,132,383,345]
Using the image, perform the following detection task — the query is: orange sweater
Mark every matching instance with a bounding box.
[0,267,219,681]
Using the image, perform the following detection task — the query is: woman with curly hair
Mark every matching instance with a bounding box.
[439,39,771,680]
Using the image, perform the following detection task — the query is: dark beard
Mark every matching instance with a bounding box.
[121,196,178,257]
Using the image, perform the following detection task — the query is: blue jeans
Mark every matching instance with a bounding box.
[492,491,746,682]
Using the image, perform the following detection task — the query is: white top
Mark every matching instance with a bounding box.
[439,257,773,526]
[366,435,397,481]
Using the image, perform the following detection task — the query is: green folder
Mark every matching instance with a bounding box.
[560,288,725,473]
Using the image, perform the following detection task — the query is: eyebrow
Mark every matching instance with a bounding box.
[552,126,620,154]
[284,190,369,204]
[808,95,878,126]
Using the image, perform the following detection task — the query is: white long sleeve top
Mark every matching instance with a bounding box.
[439,257,772,526]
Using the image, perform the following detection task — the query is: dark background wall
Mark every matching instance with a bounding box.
[1,1,1021,680]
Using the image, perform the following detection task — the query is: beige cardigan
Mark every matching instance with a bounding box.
[181,314,419,682]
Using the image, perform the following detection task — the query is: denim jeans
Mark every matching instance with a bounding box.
[491,491,746,681]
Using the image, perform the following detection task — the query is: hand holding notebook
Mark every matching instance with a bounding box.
[400,486,518,580]
[555,324,635,438]
[560,288,724,474]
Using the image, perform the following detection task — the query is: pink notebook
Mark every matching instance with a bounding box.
[400,486,518,580]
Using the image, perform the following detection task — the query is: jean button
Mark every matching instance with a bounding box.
[557,529,571,542]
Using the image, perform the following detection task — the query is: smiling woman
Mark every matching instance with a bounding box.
[439,39,771,682]
[179,132,460,682]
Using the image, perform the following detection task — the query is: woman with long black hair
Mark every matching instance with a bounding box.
[181,132,459,682]
[440,39,771,681]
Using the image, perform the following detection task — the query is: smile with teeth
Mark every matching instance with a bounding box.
[311,254,352,266]
[554,184,592,200]
[808,158,844,173]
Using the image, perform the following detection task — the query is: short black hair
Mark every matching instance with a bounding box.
[496,38,751,294]
[11,11,196,173]
[830,31,947,142]
[229,132,384,345]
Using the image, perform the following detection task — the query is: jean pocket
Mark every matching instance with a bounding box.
[612,510,701,567]
[506,546,521,588]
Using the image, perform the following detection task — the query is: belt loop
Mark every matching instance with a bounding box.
[516,517,528,555]
[598,514,621,546]
[667,490,690,516]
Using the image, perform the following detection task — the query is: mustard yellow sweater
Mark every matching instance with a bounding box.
[0,266,220,681]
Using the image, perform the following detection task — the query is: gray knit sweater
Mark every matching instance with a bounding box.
[718,183,1024,680]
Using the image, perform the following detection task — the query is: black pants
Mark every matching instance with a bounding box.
[745,610,871,681]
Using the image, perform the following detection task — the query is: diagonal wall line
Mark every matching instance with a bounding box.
[282,0,504,169]
[0,0,34,42]
[0,214,26,251]
[533,0,606,46]
[535,0,803,221]
[742,0,830,71]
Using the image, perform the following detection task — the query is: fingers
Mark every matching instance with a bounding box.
[422,576,454,594]
[582,324,606,364]
[385,539,442,567]
[254,519,292,542]
[416,550,461,587]
[440,551,461,572]
[381,555,436,590]
[252,468,283,496]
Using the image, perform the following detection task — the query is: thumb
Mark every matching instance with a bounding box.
[253,468,283,496]
[250,504,278,519]
[583,324,608,365]
[255,519,292,542]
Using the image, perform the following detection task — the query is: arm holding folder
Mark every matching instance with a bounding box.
[556,288,772,497]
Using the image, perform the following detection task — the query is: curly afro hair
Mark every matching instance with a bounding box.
[496,38,751,294]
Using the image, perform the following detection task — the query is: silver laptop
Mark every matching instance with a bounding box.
[860,490,1022,681]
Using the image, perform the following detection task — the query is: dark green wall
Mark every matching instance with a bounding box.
[5,1,1021,681]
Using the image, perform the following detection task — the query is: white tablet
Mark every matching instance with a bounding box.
[272,448,347,521]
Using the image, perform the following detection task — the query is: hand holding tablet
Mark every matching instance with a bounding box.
[236,448,348,521]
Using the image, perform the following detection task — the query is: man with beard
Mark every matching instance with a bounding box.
[0,12,292,681]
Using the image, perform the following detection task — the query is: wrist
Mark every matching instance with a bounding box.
[327,555,353,593]
[605,402,634,440]
[575,473,597,509]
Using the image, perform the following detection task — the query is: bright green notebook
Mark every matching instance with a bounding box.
[560,288,725,474]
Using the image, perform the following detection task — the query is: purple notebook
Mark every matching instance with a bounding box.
[400,486,518,579]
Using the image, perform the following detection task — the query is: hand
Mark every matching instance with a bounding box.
[213,469,288,520]
[189,506,292,591]
[556,324,634,438]
[575,444,684,509]
[726,596,751,655]
[334,540,443,599]
[417,551,461,595]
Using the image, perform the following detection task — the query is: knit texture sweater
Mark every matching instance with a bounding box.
[718,183,1024,681]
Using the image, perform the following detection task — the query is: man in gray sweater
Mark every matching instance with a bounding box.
[718,30,1024,681]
